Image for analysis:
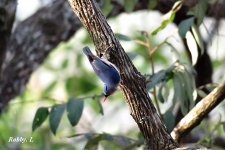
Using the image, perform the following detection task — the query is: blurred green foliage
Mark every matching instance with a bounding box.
[0,0,225,150]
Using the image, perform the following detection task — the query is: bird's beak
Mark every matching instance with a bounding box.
[103,96,107,102]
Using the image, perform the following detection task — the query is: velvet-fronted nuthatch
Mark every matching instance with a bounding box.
[83,46,120,101]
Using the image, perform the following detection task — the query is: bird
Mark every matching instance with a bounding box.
[83,46,120,102]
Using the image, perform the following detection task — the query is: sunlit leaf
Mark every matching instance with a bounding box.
[197,89,207,98]
[151,10,175,35]
[178,17,194,38]
[49,104,65,135]
[191,24,204,55]
[171,0,183,11]
[151,0,182,35]
[66,98,84,126]
[32,107,49,132]
[185,31,198,65]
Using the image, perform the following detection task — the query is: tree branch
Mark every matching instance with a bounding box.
[171,82,225,142]
[67,0,178,149]
[0,0,80,111]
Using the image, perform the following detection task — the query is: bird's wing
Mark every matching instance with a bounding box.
[91,58,114,72]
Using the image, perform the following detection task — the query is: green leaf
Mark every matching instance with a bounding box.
[146,64,175,90]
[191,24,204,55]
[178,17,194,38]
[175,72,189,115]
[115,33,132,41]
[49,104,65,135]
[151,10,175,35]
[172,63,196,115]
[197,89,207,98]
[32,107,49,132]
[124,0,137,12]
[172,72,184,103]
[182,67,196,104]
[163,110,175,132]
[151,0,182,35]
[146,70,167,90]
[158,85,165,103]
[66,98,84,126]
[190,0,208,26]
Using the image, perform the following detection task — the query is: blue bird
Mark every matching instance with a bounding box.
[83,46,121,102]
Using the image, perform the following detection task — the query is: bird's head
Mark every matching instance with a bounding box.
[103,84,117,102]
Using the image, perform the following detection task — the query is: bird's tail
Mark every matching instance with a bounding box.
[83,46,95,62]
[83,46,93,55]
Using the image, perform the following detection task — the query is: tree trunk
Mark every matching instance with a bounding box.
[0,0,17,74]
[67,0,178,149]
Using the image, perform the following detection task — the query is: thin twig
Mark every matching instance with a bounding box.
[143,31,162,118]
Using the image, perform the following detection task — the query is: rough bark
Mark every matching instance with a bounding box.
[0,0,17,71]
[67,0,178,149]
[171,82,225,142]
